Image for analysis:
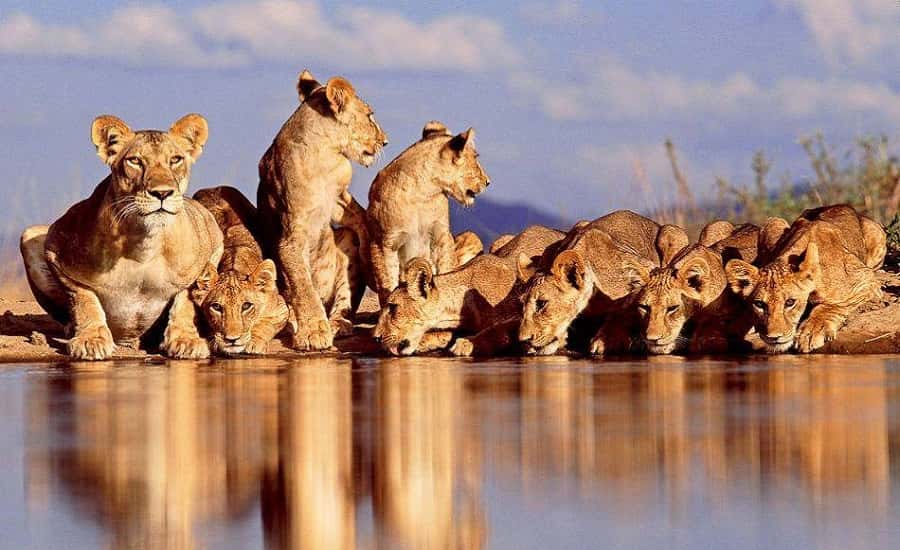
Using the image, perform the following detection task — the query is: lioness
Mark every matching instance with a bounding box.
[596,223,761,356]
[20,114,223,360]
[373,225,564,356]
[191,186,289,355]
[257,69,387,351]
[516,211,689,355]
[725,205,886,353]
[368,120,491,305]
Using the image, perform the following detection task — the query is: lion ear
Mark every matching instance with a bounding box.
[442,128,474,160]
[623,261,649,293]
[677,256,710,295]
[191,263,218,304]
[297,69,322,103]
[656,224,689,265]
[422,120,450,140]
[251,259,278,292]
[402,257,435,300]
[91,115,134,165]
[169,113,209,161]
[725,259,759,297]
[516,253,537,283]
[551,250,587,291]
[325,76,356,114]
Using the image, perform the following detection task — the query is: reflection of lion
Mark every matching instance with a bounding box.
[20,114,223,359]
[726,205,886,353]
[257,70,387,351]
[192,187,289,355]
[367,121,491,304]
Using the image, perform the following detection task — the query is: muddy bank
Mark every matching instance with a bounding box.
[2,272,900,363]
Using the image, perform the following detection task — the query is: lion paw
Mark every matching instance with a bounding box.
[243,337,269,355]
[796,317,838,353]
[68,326,116,360]
[589,335,606,356]
[450,338,474,357]
[292,319,333,351]
[331,317,354,338]
[163,334,210,359]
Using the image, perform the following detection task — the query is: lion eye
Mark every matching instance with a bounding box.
[785,298,796,308]
[388,303,398,316]
[210,303,223,313]
[170,155,184,166]
[241,302,253,312]
[637,304,650,315]
[752,300,766,311]
[667,305,680,314]
[125,156,143,168]
[535,299,548,312]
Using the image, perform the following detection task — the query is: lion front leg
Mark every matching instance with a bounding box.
[278,231,333,351]
[589,316,637,357]
[65,286,116,361]
[328,247,355,338]
[162,289,209,359]
[416,331,455,353]
[795,303,851,353]
[245,298,290,355]
[370,238,400,307]
[432,229,456,274]
[449,319,520,357]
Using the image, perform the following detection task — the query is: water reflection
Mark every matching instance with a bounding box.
[17,356,900,549]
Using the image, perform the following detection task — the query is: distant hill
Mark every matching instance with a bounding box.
[449,198,571,245]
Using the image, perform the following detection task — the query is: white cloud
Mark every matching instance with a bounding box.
[519,1,601,26]
[776,0,900,66]
[511,55,900,125]
[0,1,519,71]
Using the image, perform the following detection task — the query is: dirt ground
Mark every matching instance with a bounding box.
[3,273,900,363]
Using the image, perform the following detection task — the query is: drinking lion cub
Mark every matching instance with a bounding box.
[20,114,223,359]
[725,205,886,353]
[368,121,491,305]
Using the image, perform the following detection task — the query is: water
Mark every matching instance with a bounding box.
[1,355,900,549]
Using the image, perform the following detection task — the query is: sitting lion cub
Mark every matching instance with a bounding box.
[191,186,289,355]
[596,223,761,356]
[372,225,564,356]
[257,69,387,351]
[517,211,688,355]
[367,121,491,305]
[20,114,223,359]
[725,205,886,353]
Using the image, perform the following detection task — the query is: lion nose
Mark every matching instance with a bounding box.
[373,335,382,344]
[485,179,491,187]
[398,339,411,352]
[149,189,174,201]
[520,333,533,343]
[224,335,241,344]
[382,138,389,146]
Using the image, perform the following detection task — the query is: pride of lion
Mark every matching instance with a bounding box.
[19,69,890,360]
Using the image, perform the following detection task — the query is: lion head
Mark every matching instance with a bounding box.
[91,113,208,226]
[725,243,820,352]
[296,69,388,167]
[633,254,716,354]
[372,257,446,356]
[418,122,491,207]
[517,250,595,355]
[192,259,282,355]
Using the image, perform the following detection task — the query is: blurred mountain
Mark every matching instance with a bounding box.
[449,197,571,245]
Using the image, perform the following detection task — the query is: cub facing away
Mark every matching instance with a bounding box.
[602,223,761,356]
[372,225,564,356]
[367,120,491,305]
[192,186,289,355]
[20,114,222,360]
[725,205,886,353]
[517,211,689,355]
[257,69,386,351]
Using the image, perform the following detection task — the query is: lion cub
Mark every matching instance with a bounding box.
[372,225,564,356]
[368,121,491,305]
[596,223,761,356]
[516,211,689,355]
[191,187,289,355]
[725,205,886,353]
[257,69,387,351]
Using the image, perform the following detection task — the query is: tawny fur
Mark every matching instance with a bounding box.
[453,231,484,266]
[725,204,886,353]
[367,121,491,305]
[372,225,564,357]
[516,211,689,355]
[256,69,386,351]
[191,186,290,356]
[20,114,223,360]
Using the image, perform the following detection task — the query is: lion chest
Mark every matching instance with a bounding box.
[92,257,185,338]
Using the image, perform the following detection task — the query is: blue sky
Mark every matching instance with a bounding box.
[1,0,898,230]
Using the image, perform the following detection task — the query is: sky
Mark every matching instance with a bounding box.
[1,0,899,231]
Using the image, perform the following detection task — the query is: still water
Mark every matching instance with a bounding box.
[1,355,899,549]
